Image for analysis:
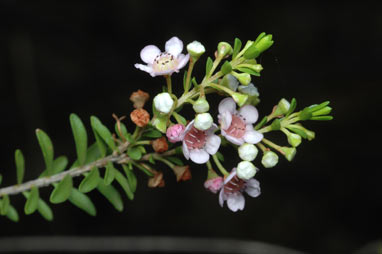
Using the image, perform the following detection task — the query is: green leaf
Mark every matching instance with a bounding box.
[5,205,19,222]
[192,77,198,88]
[115,122,131,141]
[236,67,260,76]
[243,45,261,59]
[0,194,10,215]
[254,32,266,45]
[50,174,73,204]
[79,167,100,193]
[115,170,134,200]
[309,101,330,112]
[122,165,137,193]
[299,108,312,121]
[271,119,281,131]
[15,149,25,184]
[97,182,123,212]
[216,151,224,162]
[91,116,116,151]
[104,161,116,185]
[221,61,232,75]
[183,70,188,90]
[24,186,39,215]
[285,98,297,117]
[53,156,68,174]
[142,129,162,139]
[149,155,155,164]
[287,127,308,139]
[310,116,333,121]
[37,199,53,221]
[127,146,142,160]
[36,129,54,175]
[205,57,213,76]
[166,156,184,166]
[70,113,88,166]
[254,116,268,130]
[232,38,242,59]
[68,188,96,216]
[172,112,187,125]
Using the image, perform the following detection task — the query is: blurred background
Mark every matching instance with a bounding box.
[0,1,381,253]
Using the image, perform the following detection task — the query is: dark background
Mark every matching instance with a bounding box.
[0,1,381,253]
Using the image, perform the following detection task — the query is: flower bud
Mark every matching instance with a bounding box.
[311,106,332,116]
[187,41,205,59]
[255,34,274,54]
[130,108,150,127]
[154,92,174,114]
[166,124,185,143]
[232,72,251,85]
[261,151,279,168]
[278,98,290,114]
[281,147,296,161]
[237,161,257,180]
[287,133,302,147]
[238,143,258,161]
[238,83,260,105]
[204,177,224,194]
[193,98,210,113]
[221,74,239,91]
[232,92,248,107]
[217,42,233,58]
[194,113,213,131]
[243,34,274,59]
[152,137,169,153]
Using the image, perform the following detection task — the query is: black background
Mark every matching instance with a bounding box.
[0,1,381,253]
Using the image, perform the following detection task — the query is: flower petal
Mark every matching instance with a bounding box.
[245,179,261,198]
[243,130,263,144]
[219,189,225,207]
[218,97,236,115]
[182,141,190,160]
[205,135,221,155]
[165,36,183,57]
[134,64,154,75]
[224,169,237,184]
[227,193,245,212]
[140,45,160,64]
[224,133,244,146]
[239,105,259,124]
[189,149,210,164]
[219,111,232,130]
[176,54,190,70]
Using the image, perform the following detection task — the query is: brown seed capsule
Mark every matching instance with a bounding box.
[130,108,150,127]
[130,89,149,109]
[148,170,165,188]
[172,165,192,182]
[152,137,168,153]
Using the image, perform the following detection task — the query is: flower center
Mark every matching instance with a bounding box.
[225,114,246,138]
[152,52,178,73]
[224,174,246,194]
[184,126,207,150]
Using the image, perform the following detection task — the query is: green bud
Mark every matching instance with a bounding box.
[221,61,232,75]
[281,147,296,162]
[255,34,274,52]
[287,133,302,147]
[312,106,332,116]
[232,92,248,107]
[237,161,257,180]
[221,74,239,91]
[217,42,233,58]
[299,107,312,120]
[194,113,213,131]
[278,98,290,114]
[238,143,258,161]
[232,72,251,85]
[261,151,279,168]
[187,41,205,59]
[193,98,210,113]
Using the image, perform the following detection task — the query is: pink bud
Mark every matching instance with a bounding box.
[204,177,224,194]
[166,124,185,143]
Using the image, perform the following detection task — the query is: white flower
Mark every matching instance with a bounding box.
[135,37,190,77]
[187,41,205,58]
[238,143,258,161]
[194,113,213,131]
[154,92,174,114]
[181,120,221,164]
[219,168,261,212]
[237,161,257,180]
[261,151,279,168]
[218,97,263,145]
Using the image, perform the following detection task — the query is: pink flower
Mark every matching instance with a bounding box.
[204,177,224,194]
[218,97,263,145]
[181,120,221,164]
[219,168,261,212]
[166,124,185,143]
[135,37,190,77]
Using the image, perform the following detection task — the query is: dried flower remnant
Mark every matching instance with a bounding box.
[152,137,168,153]
[130,90,149,109]
[130,108,150,127]
[148,170,165,188]
[172,165,192,182]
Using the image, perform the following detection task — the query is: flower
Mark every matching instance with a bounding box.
[219,168,261,212]
[204,177,224,194]
[154,92,174,114]
[130,108,150,127]
[129,90,149,109]
[135,36,190,77]
[181,120,221,164]
[238,143,258,161]
[172,165,192,182]
[187,41,205,58]
[218,97,263,145]
[194,113,213,131]
[237,161,257,180]
[166,124,185,143]
[261,151,279,168]
[152,137,168,153]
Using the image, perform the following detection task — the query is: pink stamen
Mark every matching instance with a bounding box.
[184,126,207,150]
[225,114,246,138]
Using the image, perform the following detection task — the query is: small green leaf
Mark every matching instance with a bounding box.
[127,146,142,160]
[310,116,333,121]
[149,154,155,164]
[6,204,19,222]
[68,188,96,216]
[309,101,330,112]
[271,119,281,131]
[104,162,116,185]
[243,45,261,59]
[53,156,68,174]
[24,186,39,215]
[142,129,162,138]
[0,194,10,215]
[70,113,88,166]
[97,182,123,212]
[50,174,73,204]
[138,145,146,154]
[166,156,184,166]
[216,151,224,162]
[172,112,187,126]
[122,165,137,193]
[79,167,100,193]
[254,32,266,45]
[115,122,131,141]
[232,38,242,59]
[287,127,308,139]
[37,199,53,221]
[205,57,213,76]
[254,116,268,130]
[221,61,232,75]
[15,149,25,184]
[183,70,188,90]
[115,170,134,200]
[299,108,312,121]
[285,98,297,117]
[192,77,198,88]
[236,67,260,76]
[36,129,54,175]
[91,116,116,151]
